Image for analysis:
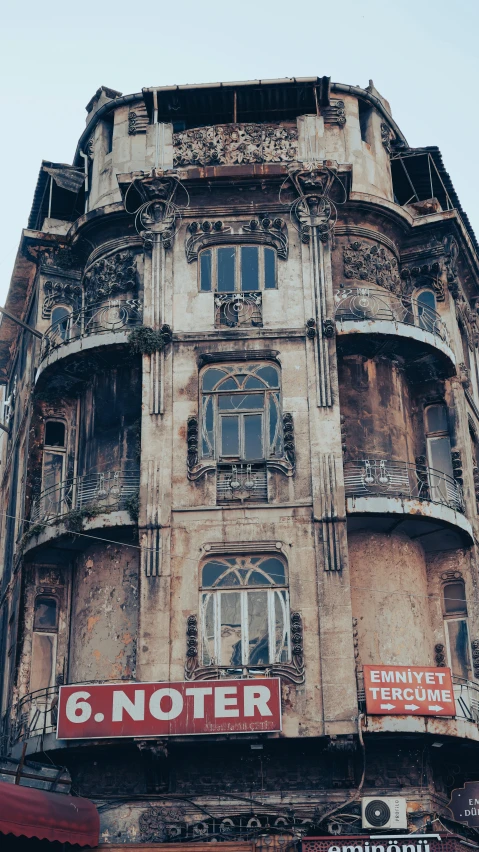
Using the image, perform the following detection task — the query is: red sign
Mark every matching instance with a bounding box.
[364,665,456,717]
[303,835,450,852]
[57,678,282,740]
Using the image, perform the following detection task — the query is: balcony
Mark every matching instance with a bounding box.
[37,298,143,378]
[29,467,139,526]
[12,685,59,745]
[344,458,473,548]
[334,287,455,376]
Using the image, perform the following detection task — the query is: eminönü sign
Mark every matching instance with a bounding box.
[57,678,282,739]
[363,665,455,717]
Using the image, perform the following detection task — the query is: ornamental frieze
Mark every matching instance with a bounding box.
[83,250,138,304]
[343,240,401,294]
[173,122,298,167]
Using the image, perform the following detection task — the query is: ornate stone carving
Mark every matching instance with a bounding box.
[286,165,346,243]
[444,234,460,293]
[186,418,199,474]
[322,317,335,338]
[185,614,199,679]
[131,175,183,248]
[242,216,288,259]
[185,220,232,262]
[217,463,268,503]
[306,318,317,338]
[128,103,149,134]
[473,467,479,511]
[215,293,262,328]
[139,806,186,842]
[42,279,82,319]
[283,413,295,469]
[400,261,445,301]
[451,450,464,486]
[458,364,471,390]
[83,251,137,305]
[471,639,479,679]
[323,100,346,126]
[435,643,446,667]
[173,123,298,167]
[343,241,401,294]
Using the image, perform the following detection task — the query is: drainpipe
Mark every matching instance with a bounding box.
[79,150,89,213]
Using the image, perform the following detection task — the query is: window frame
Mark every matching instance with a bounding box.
[414,288,437,333]
[50,304,73,342]
[41,419,68,514]
[200,363,283,463]
[442,579,472,681]
[30,595,59,694]
[199,245,277,293]
[424,403,454,502]
[200,555,290,669]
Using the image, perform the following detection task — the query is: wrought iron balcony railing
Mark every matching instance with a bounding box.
[30,468,140,524]
[12,685,59,744]
[344,458,464,513]
[453,676,479,724]
[334,287,449,344]
[40,298,143,362]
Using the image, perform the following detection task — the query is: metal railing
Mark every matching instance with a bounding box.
[40,298,143,362]
[453,676,479,723]
[344,458,464,513]
[12,685,59,743]
[334,287,449,344]
[31,467,140,523]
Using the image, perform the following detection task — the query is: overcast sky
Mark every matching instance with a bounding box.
[0,0,478,304]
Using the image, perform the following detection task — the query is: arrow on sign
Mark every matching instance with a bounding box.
[380,703,396,710]
[428,705,443,712]
[404,704,420,710]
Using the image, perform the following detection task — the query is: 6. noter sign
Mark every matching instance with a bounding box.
[57,678,282,739]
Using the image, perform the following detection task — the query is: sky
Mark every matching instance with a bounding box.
[0,0,478,304]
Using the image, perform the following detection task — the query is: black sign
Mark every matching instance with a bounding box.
[449,782,479,827]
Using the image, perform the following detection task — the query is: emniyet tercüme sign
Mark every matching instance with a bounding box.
[363,665,456,717]
[57,678,282,739]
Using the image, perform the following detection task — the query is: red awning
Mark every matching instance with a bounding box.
[0,780,99,847]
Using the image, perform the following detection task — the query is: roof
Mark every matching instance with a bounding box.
[28,161,85,231]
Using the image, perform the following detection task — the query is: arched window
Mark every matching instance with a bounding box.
[201,555,290,668]
[443,580,471,680]
[415,289,437,333]
[200,246,276,293]
[424,403,454,503]
[30,596,58,694]
[201,363,282,462]
[51,305,72,342]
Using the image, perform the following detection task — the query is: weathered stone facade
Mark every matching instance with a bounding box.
[1,78,479,849]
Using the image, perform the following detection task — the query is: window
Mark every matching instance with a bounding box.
[201,555,290,668]
[415,289,437,333]
[200,246,276,292]
[424,404,454,503]
[41,421,67,515]
[30,596,58,693]
[443,580,471,680]
[201,363,282,462]
[51,305,72,342]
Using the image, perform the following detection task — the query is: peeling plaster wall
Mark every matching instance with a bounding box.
[349,530,434,666]
[69,542,139,682]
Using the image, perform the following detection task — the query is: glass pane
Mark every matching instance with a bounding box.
[244,376,264,389]
[428,435,454,477]
[30,633,56,692]
[425,404,448,434]
[218,394,264,411]
[417,290,436,331]
[244,414,263,460]
[217,571,240,587]
[221,416,239,456]
[259,557,286,584]
[269,395,278,454]
[217,377,239,391]
[220,592,242,666]
[34,598,58,630]
[51,306,71,341]
[249,570,273,585]
[248,590,269,665]
[446,619,470,679]
[241,246,259,292]
[444,582,467,614]
[200,250,212,291]
[274,591,289,662]
[255,366,279,388]
[202,396,214,457]
[43,452,64,493]
[217,247,236,292]
[202,561,226,587]
[202,368,228,391]
[44,421,65,448]
[264,248,276,289]
[202,593,215,665]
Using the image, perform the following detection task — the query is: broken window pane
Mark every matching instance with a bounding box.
[444,581,467,614]
[417,290,436,332]
[425,404,448,434]
[218,394,263,411]
[44,421,66,448]
[51,306,71,341]
[34,597,58,630]
[274,590,289,662]
[446,618,470,679]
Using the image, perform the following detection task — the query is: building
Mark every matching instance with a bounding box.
[0,77,479,851]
